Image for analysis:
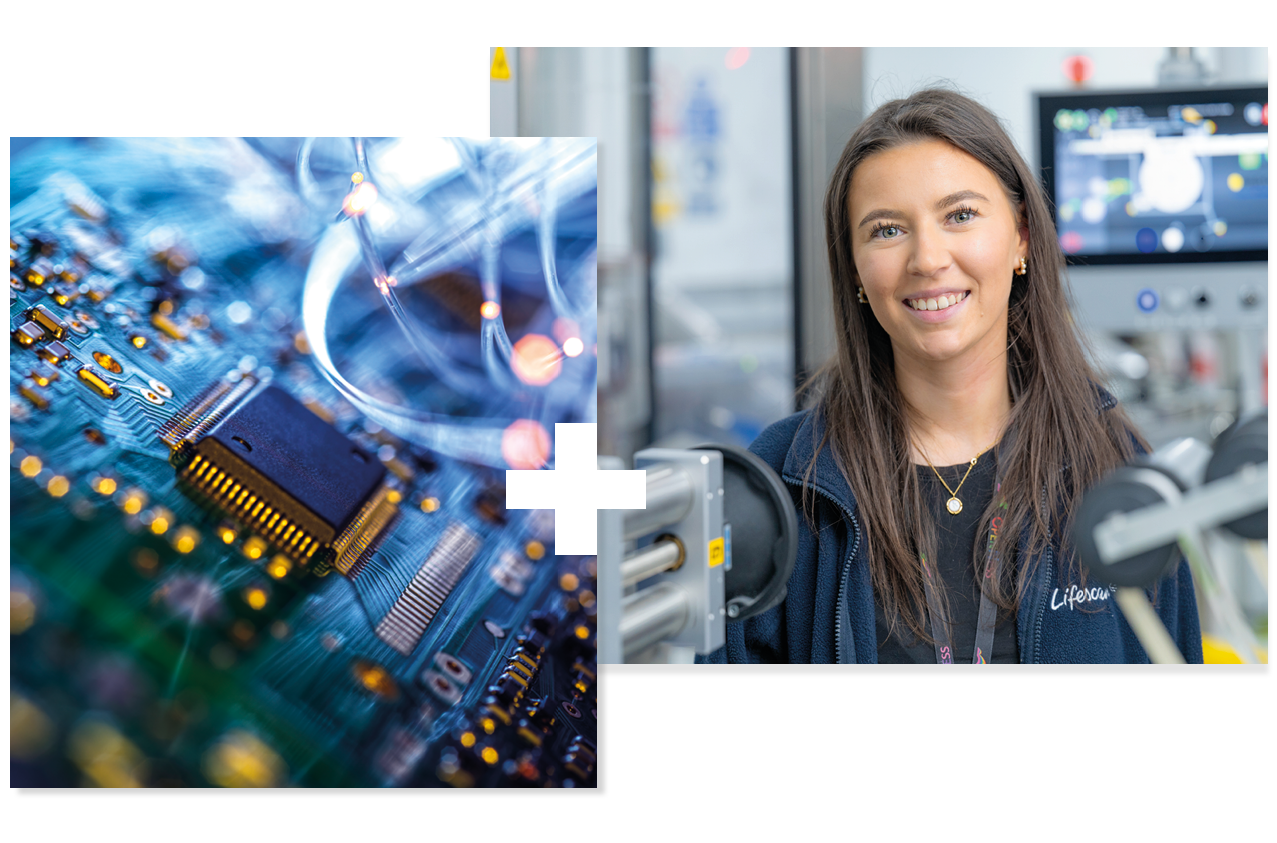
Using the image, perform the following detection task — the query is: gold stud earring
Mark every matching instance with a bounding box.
[857,287,868,304]
[1015,257,1028,276]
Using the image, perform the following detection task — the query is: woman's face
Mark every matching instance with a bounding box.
[847,139,1028,368]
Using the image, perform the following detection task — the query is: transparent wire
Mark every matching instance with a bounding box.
[299,137,597,467]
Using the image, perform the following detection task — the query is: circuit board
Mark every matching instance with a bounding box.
[10,138,598,788]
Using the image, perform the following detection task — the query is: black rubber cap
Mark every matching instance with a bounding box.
[694,443,798,622]
[1073,464,1181,588]
[1205,412,1267,540]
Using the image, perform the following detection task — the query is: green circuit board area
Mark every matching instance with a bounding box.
[10,142,598,788]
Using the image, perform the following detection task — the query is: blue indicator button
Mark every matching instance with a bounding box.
[1136,288,1159,313]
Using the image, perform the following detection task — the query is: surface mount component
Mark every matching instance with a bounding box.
[375,522,482,655]
[161,380,398,574]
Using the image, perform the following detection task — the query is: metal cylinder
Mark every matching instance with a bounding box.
[620,537,684,588]
[624,464,693,541]
[620,582,689,659]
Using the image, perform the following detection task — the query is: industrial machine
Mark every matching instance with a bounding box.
[598,444,797,663]
[1074,413,1268,663]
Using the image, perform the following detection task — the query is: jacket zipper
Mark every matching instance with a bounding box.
[784,479,861,664]
[1028,484,1054,663]
[834,508,862,665]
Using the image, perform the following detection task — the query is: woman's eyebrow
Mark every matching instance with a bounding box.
[856,208,903,229]
[935,189,989,208]
[856,190,991,229]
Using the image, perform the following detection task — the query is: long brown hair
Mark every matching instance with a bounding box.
[809,87,1143,641]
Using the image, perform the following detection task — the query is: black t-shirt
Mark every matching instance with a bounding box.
[873,451,1020,663]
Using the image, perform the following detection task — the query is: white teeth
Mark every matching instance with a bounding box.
[908,292,966,311]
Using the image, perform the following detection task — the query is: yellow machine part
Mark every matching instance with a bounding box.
[1201,634,1268,664]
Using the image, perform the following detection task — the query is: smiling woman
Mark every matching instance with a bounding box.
[699,88,1203,664]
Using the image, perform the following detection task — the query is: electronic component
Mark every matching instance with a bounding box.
[491,549,535,595]
[375,522,481,654]
[28,364,58,388]
[434,652,473,685]
[562,736,596,782]
[151,311,187,341]
[163,381,395,572]
[36,340,71,364]
[76,366,118,399]
[19,379,50,410]
[474,484,508,524]
[421,669,464,705]
[25,257,55,286]
[480,615,553,726]
[12,320,45,347]
[48,283,79,307]
[27,303,69,339]
[516,697,557,747]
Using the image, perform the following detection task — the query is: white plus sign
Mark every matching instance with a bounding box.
[505,423,645,555]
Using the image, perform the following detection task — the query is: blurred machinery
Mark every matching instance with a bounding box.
[11,138,598,787]
[597,444,796,663]
[1038,81,1270,652]
[1075,413,1267,663]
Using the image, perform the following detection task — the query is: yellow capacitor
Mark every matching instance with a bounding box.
[28,304,69,339]
[77,367,118,399]
[19,380,49,410]
[151,312,187,340]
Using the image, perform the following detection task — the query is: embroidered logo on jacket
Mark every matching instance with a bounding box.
[1050,583,1113,611]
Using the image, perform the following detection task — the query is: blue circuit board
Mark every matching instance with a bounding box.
[10,138,598,788]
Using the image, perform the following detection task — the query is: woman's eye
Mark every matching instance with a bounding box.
[951,208,975,223]
[874,224,900,239]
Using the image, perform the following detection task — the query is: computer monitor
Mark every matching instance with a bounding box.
[1035,86,1268,335]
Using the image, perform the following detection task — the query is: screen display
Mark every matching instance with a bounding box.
[1038,87,1268,264]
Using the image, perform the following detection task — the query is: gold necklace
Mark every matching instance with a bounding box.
[920,443,993,515]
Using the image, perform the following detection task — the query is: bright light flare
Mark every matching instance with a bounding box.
[480,300,501,320]
[562,337,584,358]
[203,729,286,788]
[267,556,292,579]
[342,181,379,216]
[502,420,550,470]
[551,317,579,344]
[511,334,562,386]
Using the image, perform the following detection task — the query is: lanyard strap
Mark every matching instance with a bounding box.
[922,483,1008,665]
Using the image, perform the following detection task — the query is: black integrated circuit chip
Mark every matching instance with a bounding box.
[170,382,399,573]
[200,385,386,538]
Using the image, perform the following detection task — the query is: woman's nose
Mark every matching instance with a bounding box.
[906,225,952,278]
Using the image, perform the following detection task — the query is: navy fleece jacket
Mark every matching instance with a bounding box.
[699,403,1204,664]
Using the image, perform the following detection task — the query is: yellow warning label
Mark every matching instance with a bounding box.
[708,537,725,568]
[490,47,511,81]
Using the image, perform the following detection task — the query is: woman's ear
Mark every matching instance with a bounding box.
[1017,202,1030,251]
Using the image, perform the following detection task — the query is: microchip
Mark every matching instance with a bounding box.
[166,382,398,574]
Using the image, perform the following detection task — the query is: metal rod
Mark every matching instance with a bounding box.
[620,538,683,588]
[624,464,693,540]
[1114,588,1186,664]
[620,583,689,659]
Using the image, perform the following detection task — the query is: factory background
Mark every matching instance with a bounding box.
[491,47,1268,662]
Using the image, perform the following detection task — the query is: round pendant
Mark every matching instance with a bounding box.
[946,497,963,515]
